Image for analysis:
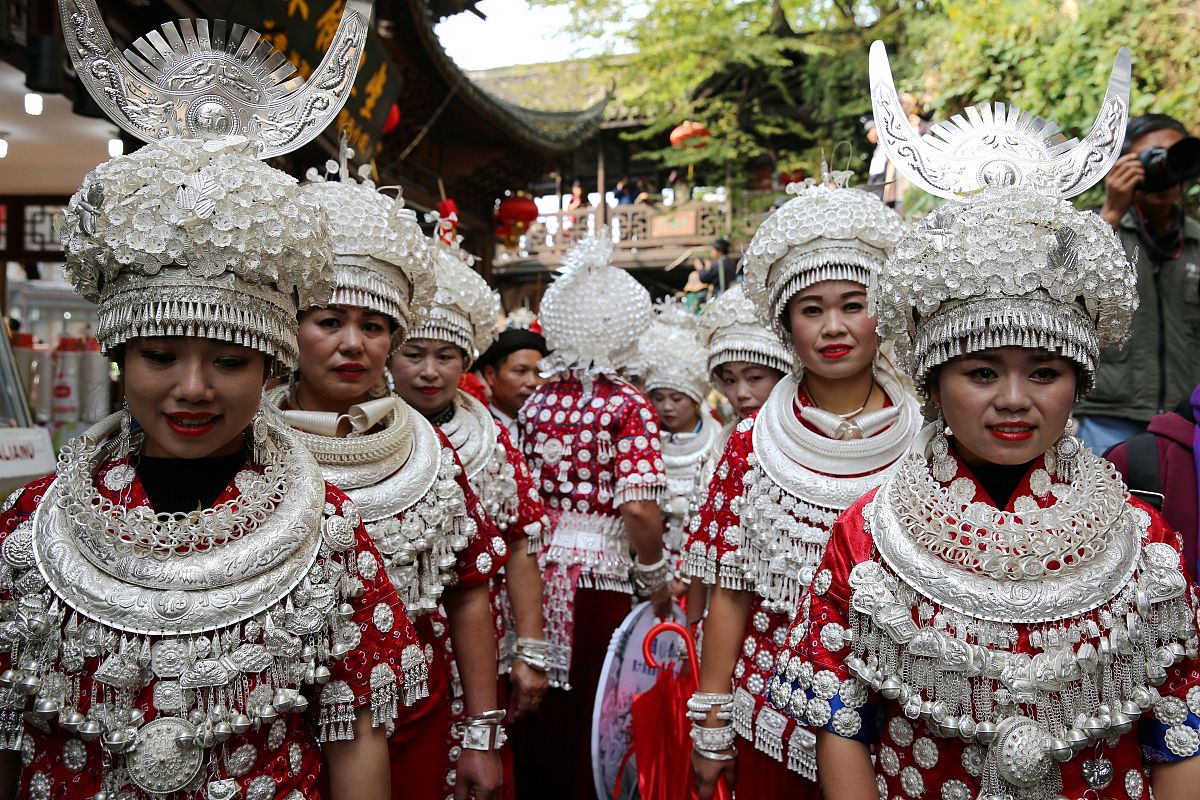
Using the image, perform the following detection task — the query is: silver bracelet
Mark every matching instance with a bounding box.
[693,746,737,762]
[462,709,508,751]
[514,637,549,673]
[690,722,736,752]
[631,556,669,596]
[685,691,734,722]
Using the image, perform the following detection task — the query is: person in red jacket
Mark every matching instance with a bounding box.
[1106,383,1200,579]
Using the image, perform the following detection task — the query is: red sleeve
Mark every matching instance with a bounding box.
[0,477,54,682]
[440,432,510,589]
[612,390,668,506]
[1136,496,1200,697]
[791,491,879,676]
[766,491,882,743]
[496,422,549,552]
[682,419,752,587]
[319,484,428,728]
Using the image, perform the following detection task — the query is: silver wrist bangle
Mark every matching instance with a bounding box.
[693,746,737,762]
[685,690,734,722]
[690,722,736,752]
[462,709,507,751]
[514,637,549,673]
[631,556,669,596]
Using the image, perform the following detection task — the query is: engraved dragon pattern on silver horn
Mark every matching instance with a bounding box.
[868,40,1131,199]
[58,0,375,159]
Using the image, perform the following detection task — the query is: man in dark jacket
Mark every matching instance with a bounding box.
[1075,114,1200,454]
[696,237,737,295]
[1106,383,1199,580]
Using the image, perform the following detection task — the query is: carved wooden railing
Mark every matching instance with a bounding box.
[494,200,732,273]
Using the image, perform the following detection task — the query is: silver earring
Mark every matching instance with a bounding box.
[251,409,269,464]
[1052,419,1081,484]
[931,410,956,483]
[117,401,133,458]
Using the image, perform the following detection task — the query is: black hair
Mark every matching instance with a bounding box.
[713,237,731,254]
[1122,114,1189,154]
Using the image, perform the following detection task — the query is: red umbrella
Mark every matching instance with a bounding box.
[622,622,730,800]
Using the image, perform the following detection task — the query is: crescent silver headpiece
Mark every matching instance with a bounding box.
[59,0,373,158]
[869,40,1130,199]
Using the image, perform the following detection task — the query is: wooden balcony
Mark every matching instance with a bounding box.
[492,200,735,279]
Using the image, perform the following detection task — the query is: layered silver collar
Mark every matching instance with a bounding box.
[752,370,920,510]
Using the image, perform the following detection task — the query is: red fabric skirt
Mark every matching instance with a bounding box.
[389,615,455,800]
[730,738,822,800]
[509,588,632,800]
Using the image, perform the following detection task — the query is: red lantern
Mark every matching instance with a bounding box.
[436,198,460,245]
[494,192,540,250]
[383,103,401,135]
[669,120,710,148]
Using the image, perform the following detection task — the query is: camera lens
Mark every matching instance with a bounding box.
[1138,136,1200,193]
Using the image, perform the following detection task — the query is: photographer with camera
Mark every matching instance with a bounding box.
[1075,114,1200,455]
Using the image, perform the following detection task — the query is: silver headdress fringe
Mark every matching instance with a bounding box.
[741,183,906,345]
[869,42,1136,395]
[632,300,709,404]
[701,285,792,380]
[913,295,1100,394]
[300,142,434,351]
[97,271,300,366]
[58,0,375,369]
[330,259,414,332]
[407,234,500,368]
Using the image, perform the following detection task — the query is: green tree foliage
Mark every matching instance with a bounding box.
[530,0,911,184]
[530,0,1200,210]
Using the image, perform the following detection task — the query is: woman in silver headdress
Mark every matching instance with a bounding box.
[768,43,1200,800]
[389,223,552,787]
[678,284,791,625]
[683,174,920,798]
[268,163,510,800]
[633,302,721,583]
[0,2,416,798]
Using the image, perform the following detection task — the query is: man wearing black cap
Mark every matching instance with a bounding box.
[474,326,550,443]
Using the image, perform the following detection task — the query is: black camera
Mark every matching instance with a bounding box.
[1137,136,1200,193]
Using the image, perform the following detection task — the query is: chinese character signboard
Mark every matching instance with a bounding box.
[193,0,402,157]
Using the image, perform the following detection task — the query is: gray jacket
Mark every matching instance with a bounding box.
[1076,212,1200,423]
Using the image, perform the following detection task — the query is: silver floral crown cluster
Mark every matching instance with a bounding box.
[634,299,710,404]
[741,183,906,344]
[299,142,434,350]
[61,137,333,368]
[57,0,374,369]
[868,42,1136,395]
[408,226,500,366]
[539,231,652,376]
[700,284,792,380]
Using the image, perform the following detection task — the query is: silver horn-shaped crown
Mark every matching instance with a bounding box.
[869,41,1130,199]
[59,0,373,158]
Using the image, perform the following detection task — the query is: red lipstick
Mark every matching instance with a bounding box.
[989,422,1035,442]
[818,344,853,360]
[332,362,367,378]
[164,411,219,438]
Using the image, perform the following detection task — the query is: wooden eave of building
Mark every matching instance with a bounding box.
[370,0,609,269]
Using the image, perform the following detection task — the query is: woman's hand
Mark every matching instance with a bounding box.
[690,747,735,800]
[455,749,503,800]
[509,660,549,718]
